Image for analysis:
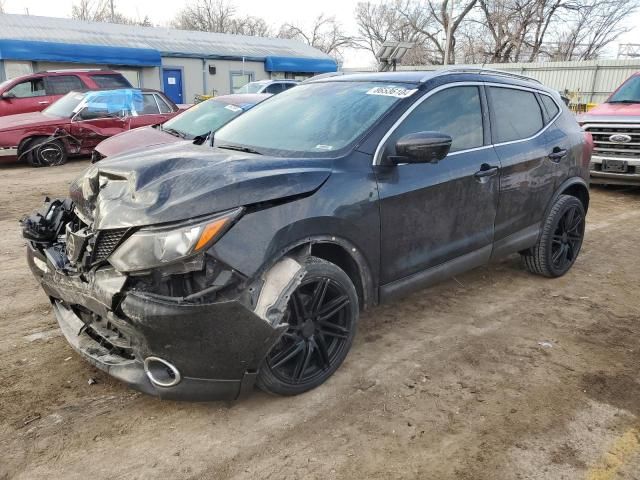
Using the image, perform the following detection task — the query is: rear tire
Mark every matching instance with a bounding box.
[521,195,585,277]
[26,139,67,167]
[257,256,358,396]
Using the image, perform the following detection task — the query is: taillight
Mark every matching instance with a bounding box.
[583,131,593,168]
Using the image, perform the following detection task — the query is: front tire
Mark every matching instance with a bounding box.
[257,256,358,396]
[522,195,586,277]
[27,139,67,167]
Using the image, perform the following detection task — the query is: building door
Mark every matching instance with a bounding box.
[162,68,183,104]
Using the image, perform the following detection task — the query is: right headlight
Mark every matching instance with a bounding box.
[108,208,242,272]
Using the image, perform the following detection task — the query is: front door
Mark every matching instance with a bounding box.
[162,69,183,104]
[375,85,501,285]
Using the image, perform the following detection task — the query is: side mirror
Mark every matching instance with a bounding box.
[1,92,16,100]
[391,131,452,164]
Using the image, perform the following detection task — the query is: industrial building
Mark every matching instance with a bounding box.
[0,14,337,104]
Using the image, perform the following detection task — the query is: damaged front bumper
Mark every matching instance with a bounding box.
[26,241,286,401]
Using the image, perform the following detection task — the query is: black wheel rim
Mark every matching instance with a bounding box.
[551,205,584,271]
[38,143,64,166]
[266,278,352,385]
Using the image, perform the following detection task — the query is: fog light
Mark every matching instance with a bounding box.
[144,357,181,387]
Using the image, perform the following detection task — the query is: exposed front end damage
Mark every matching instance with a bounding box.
[23,198,290,401]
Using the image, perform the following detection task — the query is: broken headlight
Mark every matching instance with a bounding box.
[108,208,242,272]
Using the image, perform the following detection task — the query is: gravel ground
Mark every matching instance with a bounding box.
[1,159,639,480]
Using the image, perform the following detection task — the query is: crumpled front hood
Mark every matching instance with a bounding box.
[69,143,332,230]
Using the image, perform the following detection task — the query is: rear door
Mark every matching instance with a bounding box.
[375,84,501,284]
[44,75,85,107]
[127,93,168,128]
[488,85,564,241]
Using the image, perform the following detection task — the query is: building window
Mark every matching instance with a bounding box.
[230,71,254,94]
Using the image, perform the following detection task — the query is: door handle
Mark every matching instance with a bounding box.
[38,101,50,105]
[474,164,499,180]
[548,147,567,162]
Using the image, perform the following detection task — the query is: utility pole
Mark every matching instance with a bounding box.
[110,0,115,22]
[443,0,455,65]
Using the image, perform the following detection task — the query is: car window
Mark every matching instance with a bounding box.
[383,86,484,158]
[282,83,296,91]
[140,94,160,115]
[265,83,284,94]
[155,94,173,113]
[163,98,248,138]
[539,94,560,123]
[489,87,544,143]
[215,81,411,157]
[45,75,85,96]
[90,74,132,89]
[6,79,46,98]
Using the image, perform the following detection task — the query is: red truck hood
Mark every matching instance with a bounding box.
[0,111,67,132]
[95,126,181,158]
[578,102,640,125]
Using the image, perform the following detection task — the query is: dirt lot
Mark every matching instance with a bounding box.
[1,159,639,480]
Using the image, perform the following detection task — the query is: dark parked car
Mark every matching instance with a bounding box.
[22,69,591,401]
[0,88,180,166]
[92,93,271,161]
[0,69,132,117]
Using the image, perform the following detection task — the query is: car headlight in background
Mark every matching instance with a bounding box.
[108,208,243,272]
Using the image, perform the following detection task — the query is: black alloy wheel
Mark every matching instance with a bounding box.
[257,257,358,396]
[550,202,584,272]
[522,194,586,277]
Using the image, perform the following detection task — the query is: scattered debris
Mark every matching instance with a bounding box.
[88,378,97,385]
[22,413,41,426]
[538,341,553,348]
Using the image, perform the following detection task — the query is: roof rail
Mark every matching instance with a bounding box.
[38,68,108,74]
[423,67,542,85]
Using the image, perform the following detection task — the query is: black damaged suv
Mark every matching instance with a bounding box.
[23,69,591,400]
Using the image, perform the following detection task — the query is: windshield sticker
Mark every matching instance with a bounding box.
[366,86,418,98]
[225,104,243,112]
[315,144,334,151]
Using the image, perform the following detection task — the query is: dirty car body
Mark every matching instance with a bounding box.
[23,70,591,401]
[0,88,179,166]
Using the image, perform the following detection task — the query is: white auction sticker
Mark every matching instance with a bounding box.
[366,86,417,98]
[225,104,243,112]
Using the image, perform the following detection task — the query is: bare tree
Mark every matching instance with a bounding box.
[0,1,5,14]
[354,1,436,65]
[550,0,639,60]
[278,14,355,62]
[173,0,272,36]
[71,0,152,25]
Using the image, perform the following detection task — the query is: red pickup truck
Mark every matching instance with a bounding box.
[578,72,640,186]
[0,88,180,167]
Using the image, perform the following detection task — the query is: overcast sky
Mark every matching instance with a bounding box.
[2,0,640,67]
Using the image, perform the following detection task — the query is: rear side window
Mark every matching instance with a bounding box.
[264,83,284,94]
[45,75,84,95]
[155,94,173,113]
[90,74,132,89]
[6,79,46,98]
[282,83,296,91]
[489,87,543,143]
[539,94,560,122]
[384,86,484,156]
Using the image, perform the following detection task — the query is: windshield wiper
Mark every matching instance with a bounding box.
[162,126,187,138]
[608,100,639,104]
[216,144,263,155]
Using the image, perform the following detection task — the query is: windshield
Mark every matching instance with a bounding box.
[162,99,248,139]
[214,81,415,157]
[43,92,86,118]
[237,82,266,94]
[608,75,640,103]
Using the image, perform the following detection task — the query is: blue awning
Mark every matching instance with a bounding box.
[265,56,337,73]
[0,39,161,67]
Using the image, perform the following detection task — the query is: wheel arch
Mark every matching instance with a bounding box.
[556,177,590,213]
[260,235,376,311]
